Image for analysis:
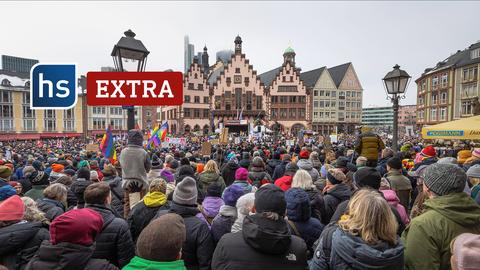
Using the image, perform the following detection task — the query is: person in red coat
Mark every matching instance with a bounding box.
[274,163,299,192]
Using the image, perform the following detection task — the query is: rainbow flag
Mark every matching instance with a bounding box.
[148,121,168,149]
[100,126,117,162]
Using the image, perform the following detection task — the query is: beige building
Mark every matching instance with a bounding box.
[0,71,83,140]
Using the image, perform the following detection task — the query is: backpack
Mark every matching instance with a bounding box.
[312,223,337,270]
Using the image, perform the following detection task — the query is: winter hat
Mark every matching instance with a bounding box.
[285,162,299,175]
[227,152,236,161]
[327,168,346,185]
[0,166,12,179]
[421,145,436,158]
[77,160,90,169]
[0,195,24,221]
[282,154,292,162]
[50,208,103,246]
[387,157,403,170]
[424,163,466,196]
[0,185,17,201]
[101,164,116,177]
[437,157,458,165]
[32,160,44,171]
[354,167,382,190]
[127,129,144,146]
[196,163,205,174]
[64,169,76,177]
[77,167,91,181]
[170,160,179,170]
[173,176,197,205]
[222,184,244,207]
[255,184,286,216]
[90,171,99,182]
[285,187,311,222]
[207,182,222,197]
[251,157,264,168]
[137,213,186,261]
[472,148,480,159]
[467,165,480,178]
[400,143,413,153]
[51,164,65,173]
[22,166,36,179]
[451,233,480,270]
[235,167,249,181]
[299,150,310,159]
[149,178,167,194]
[335,157,349,169]
[160,170,175,183]
[457,150,472,164]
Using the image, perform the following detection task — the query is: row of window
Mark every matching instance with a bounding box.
[417,107,448,121]
[271,96,306,103]
[187,83,205,91]
[184,95,209,104]
[183,108,210,118]
[313,90,361,98]
[92,107,125,116]
[91,118,125,130]
[271,108,306,119]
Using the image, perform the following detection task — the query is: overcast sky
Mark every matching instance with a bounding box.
[2,1,479,106]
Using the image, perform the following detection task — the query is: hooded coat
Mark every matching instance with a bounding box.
[296,159,320,182]
[86,204,135,268]
[321,183,352,224]
[103,175,124,218]
[0,222,49,270]
[196,196,224,228]
[212,214,308,270]
[210,205,237,243]
[25,241,118,270]
[36,198,65,222]
[127,191,169,243]
[402,192,480,270]
[354,132,385,161]
[198,172,226,195]
[221,161,239,187]
[311,227,404,270]
[266,158,282,177]
[248,161,272,188]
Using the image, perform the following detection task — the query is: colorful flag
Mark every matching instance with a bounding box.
[100,126,116,162]
[147,121,169,149]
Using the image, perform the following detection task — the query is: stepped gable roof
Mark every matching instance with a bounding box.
[328,62,351,88]
[300,66,326,88]
[258,66,282,87]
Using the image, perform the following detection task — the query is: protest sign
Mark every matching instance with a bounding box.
[86,144,99,152]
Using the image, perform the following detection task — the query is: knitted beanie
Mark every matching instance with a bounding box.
[424,163,466,196]
[451,233,480,270]
[222,184,244,207]
[472,148,480,159]
[235,167,248,181]
[0,195,25,221]
[173,176,197,205]
[0,185,17,201]
[466,165,480,178]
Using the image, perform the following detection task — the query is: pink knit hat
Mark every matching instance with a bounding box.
[0,195,24,221]
[472,148,480,159]
[235,168,248,181]
[452,233,480,270]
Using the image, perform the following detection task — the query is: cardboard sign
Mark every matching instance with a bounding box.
[220,128,229,145]
[209,139,219,145]
[86,144,99,152]
[234,137,241,144]
[191,137,199,143]
[200,142,212,156]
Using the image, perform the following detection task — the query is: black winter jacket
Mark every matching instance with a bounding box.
[266,159,282,178]
[103,175,125,218]
[212,214,308,270]
[221,161,239,187]
[0,222,49,270]
[36,198,65,222]
[155,202,215,270]
[128,200,170,243]
[210,205,237,243]
[26,241,118,270]
[321,184,352,224]
[85,204,135,268]
[272,160,289,181]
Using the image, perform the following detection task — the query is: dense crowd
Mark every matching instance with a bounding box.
[0,127,480,270]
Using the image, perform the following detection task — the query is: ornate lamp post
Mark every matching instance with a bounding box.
[382,64,411,152]
[111,29,150,131]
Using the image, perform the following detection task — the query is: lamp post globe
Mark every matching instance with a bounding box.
[382,64,411,152]
[111,29,150,131]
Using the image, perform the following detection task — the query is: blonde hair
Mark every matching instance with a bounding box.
[204,160,220,174]
[339,189,398,246]
[21,197,49,224]
[43,183,67,203]
[292,169,314,189]
[469,177,480,186]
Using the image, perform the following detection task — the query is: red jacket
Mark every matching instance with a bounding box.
[274,175,293,192]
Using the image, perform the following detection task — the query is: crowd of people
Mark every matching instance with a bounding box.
[0,127,480,270]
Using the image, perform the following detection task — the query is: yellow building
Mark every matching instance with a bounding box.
[0,71,84,140]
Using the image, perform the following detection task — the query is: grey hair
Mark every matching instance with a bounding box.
[292,169,314,190]
[260,211,281,221]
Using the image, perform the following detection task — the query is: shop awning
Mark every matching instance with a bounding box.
[421,116,480,140]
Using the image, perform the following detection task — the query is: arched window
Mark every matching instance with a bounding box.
[203,125,209,135]
[184,125,191,134]
[193,124,200,132]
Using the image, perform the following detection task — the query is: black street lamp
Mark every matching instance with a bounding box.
[111,29,150,131]
[382,64,411,152]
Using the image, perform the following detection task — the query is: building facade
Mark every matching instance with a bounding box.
[398,105,418,135]
[416,41,480,127]
[362,106,394,131]
[0,71,83,140]
[1,55,39,74]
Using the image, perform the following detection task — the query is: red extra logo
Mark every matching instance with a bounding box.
[86,72,183,106]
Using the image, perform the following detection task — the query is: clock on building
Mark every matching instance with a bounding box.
[234,75,242,84]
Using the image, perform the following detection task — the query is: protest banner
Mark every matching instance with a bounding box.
[200,142,212,156]
[86,144,99,152]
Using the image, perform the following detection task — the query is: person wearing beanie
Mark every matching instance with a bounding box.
[320,168,351,224]
[285,187,324,258]
[0,165,12,183]
[221,153,240,187]
[148,154,164,181]
[457,150,472,165]
[196,183,224,229]
[155,176,214,270]
[69,167,93,209]
[196,163,205,174]
[85,182,135,268]
[102,164,124,218]
[354,127,385,167]
[274,162,299,192]
[464,148,480,169]
[48,163,65,183]
[159,169,176,197]
[212,184,308,270]
[231,193,256,233]
[450,233,480,270]
[210,185,244,243]
[90,170,99,182]
[403,163,480,270]
[0,195,50,270]
[36,183,67,222]
[123,213,187,270]
[272,153,292,181]
[266,151,282,177]
[232,167,255,194]
[0,185,17,201]
[238,151,251,169]
[467,165,480,204]
[297,152,320,182]
[128,178,169,243]
[119,129,152,213]
[20,165,36,193]
[385,157,412,210]
[24,166,50,201]
[309,152,322,172]
[248,156,272,188]
[26,208,118,270]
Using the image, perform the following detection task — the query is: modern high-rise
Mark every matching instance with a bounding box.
[216,50,234,63]
[1,55,39,74]
[362,106,394,131]
[184,35,195,73]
